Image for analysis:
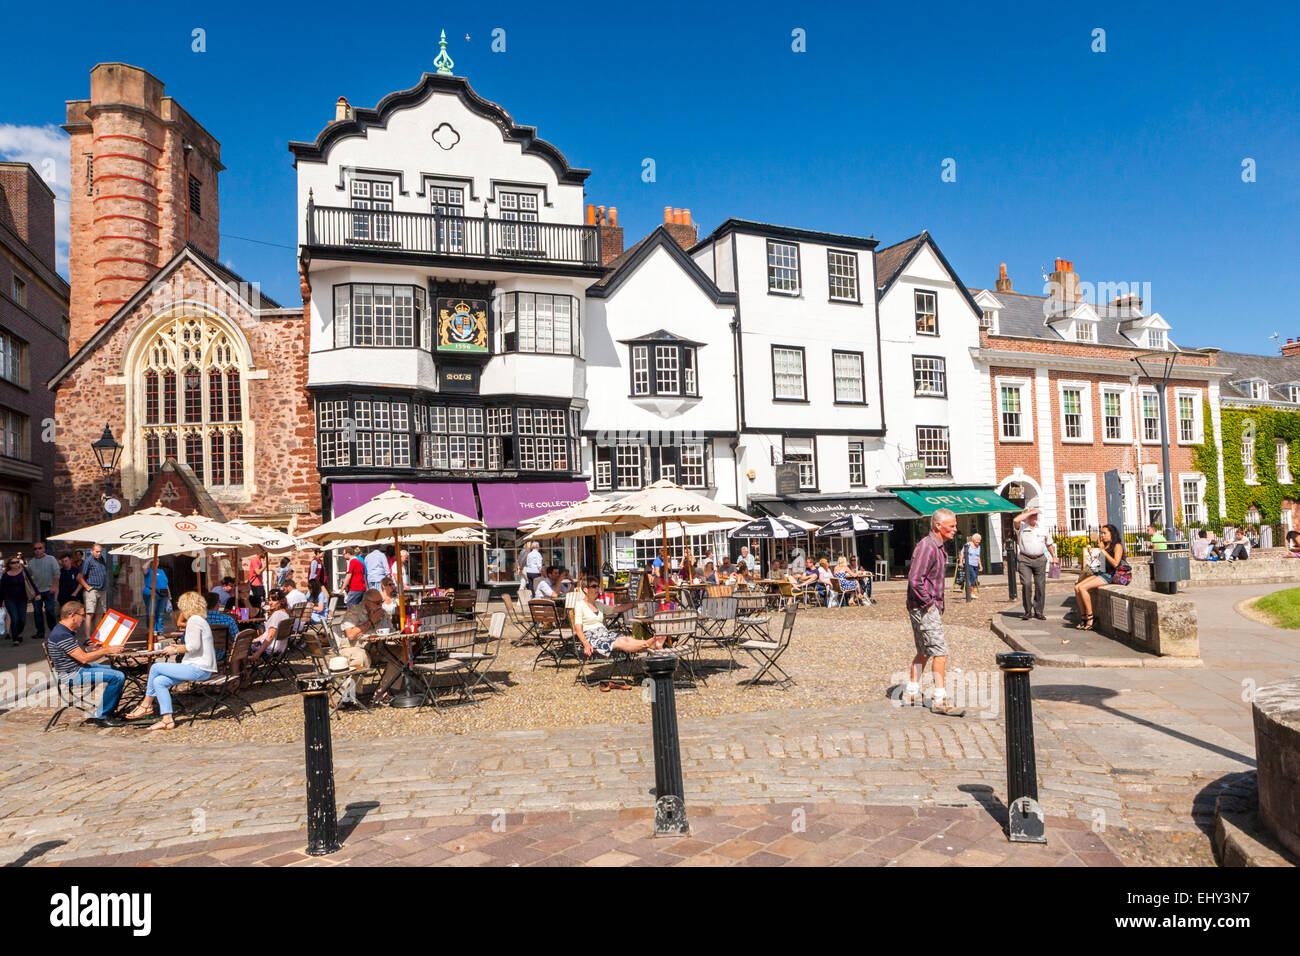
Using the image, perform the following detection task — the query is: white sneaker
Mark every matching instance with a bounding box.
[899,688,921,706]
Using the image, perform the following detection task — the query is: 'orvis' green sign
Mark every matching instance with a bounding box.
[894,487,1021,516]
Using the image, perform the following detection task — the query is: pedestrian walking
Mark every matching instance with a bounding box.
[523,541,544,595]
[343,547,367,607]
[900,508,965,716]
[26,541,60,635]
[962,533,983,592]
[75,543,110,641]
[1012,508,1056,621]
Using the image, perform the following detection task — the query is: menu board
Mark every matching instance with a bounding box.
[90,609,138,648]
[624,569,649,601]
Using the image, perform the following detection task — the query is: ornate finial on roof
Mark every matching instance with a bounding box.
[434,30,455,75]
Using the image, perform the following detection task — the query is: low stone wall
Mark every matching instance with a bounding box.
[1254,678,1300,860]
[1091,584,1199,657]
[1128,550,1300,590]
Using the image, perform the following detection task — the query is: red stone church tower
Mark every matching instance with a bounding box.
[63,63,223,351]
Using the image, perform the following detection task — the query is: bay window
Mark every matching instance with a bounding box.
[500,292,581,356]
[333,283,428,349]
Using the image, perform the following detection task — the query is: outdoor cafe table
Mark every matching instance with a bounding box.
[113,646,179,710]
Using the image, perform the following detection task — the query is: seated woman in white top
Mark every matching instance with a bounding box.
[572,577,665,669]
[124,591,217,732]
[249,589,292,661]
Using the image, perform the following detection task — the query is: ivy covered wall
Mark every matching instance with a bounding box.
[1195,401,1300,525]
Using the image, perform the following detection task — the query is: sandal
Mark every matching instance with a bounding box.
[599,681,613,692]
[1076,615,1094,631]
[147,716,176,732]
[123,704,154,720]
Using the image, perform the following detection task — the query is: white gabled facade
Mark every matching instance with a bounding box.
[873,233,994,490]
[290,65,604,589]
[690,221,887,511]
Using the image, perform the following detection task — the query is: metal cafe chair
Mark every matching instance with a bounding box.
[738,604,797,689]
[732,594,773,658]
[412,621,479,707]
[40,641,102,732]
[450,610,506,697]
[303,633,377,717]
[695,596,740,671]
[501,592,538,645]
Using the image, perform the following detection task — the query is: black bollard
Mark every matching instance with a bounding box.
[1005,543,1018,602]
[645,653,689,837]
[299,674,341,855]
[996,651,1046,844]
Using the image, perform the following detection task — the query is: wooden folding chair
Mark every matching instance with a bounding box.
[529,600,577,671]
[653,609,706,686]
[193,630,258,721]
[501,592,537,645]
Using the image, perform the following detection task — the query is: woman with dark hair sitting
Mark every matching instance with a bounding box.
[1072,524,1126,630]
[572,577,665,681]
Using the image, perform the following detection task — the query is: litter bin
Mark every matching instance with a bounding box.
[1152,546,1190,593]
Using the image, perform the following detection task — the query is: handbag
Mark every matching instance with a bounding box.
[1047,561,1061,580]
[21,569,38,602]
[1114,562,1132,586]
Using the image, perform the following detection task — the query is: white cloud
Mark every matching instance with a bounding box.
[0,123,71,275]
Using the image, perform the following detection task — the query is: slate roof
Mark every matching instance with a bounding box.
[969,288,1177,351]
[185,243,283,309]
[1214,350,1300,403]
[873,232,927,293]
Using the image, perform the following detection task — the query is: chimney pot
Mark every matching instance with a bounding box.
[586,204,596,226]
[664,206,673,224]
[995,262,1013,293]
[608,206,617,227]
[683,208,691,225]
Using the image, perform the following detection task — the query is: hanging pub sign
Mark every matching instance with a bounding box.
[436,297,488,353]
[903,459,926,482]
[439,365,480,393]
[774,464,802,496]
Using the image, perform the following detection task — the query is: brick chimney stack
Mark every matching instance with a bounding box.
[995,262,1012,293]
[1282,337,1300,357]
[63,63,224,351]
[588,203,624,266]
[1048,257,1081,303]
[663,206,698,249]
[0,163,57,265]
[1109,291,1143,314]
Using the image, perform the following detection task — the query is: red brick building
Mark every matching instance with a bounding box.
[50,63,317,604]
[970,259,1227,563]
[0,162,70,552]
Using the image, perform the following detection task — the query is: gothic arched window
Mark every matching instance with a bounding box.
[138,311,246,487]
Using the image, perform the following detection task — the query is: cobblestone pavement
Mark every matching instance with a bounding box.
[44,803,1119,867]
[1,584,1286,866]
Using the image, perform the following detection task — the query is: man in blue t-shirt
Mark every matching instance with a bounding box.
[142,560,170,637]
[45,601,126,727]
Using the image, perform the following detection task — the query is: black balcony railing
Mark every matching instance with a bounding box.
[307,205,601,268]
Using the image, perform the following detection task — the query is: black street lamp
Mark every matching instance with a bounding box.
[1132,351,1179,587]
[90,424,123,498]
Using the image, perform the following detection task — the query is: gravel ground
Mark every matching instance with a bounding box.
[39,584,1016,745]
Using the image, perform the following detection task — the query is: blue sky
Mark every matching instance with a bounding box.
[2,1,1296,351]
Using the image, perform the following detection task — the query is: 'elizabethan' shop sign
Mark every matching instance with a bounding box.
[436,298,488,353]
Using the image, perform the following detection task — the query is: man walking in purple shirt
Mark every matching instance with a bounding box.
[900,508,964,716]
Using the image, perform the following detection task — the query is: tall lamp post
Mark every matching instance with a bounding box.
[90,424,124,512]
[1132,352,1178,587]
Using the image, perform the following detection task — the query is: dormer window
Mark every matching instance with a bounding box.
[980,309,995,330]
[1249,380,1268,401]
[1148,329,1166,350]
[623,331,702,397]
[1075,322,1097,343]
[1287,385,1300,404]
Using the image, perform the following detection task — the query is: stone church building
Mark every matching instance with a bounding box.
[50,63,317,603]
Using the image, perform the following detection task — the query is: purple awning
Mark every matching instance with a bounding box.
[476,480,590,528]
[329,481,479,520]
